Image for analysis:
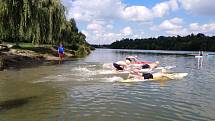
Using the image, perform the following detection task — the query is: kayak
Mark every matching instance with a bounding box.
[126,56,153,65]
[117,78,151,83]
[117,73,188,83]
[164,73,188,79]
[132,61,153,65]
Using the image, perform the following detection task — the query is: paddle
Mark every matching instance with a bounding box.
[156,66,176,70]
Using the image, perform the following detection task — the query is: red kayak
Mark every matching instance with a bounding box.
[133,61,153,64]
[126,56,153,65]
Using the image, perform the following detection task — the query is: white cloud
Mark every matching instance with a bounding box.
[61,0,180,44]
[81,30,89,37]
[169,17,183,24]
[86,32,122,44]
[86,20,107,34]
[123,6,154,21]
[121,27,133,36]
[87,23,102,31]
[87,23,104,34]
[106,24,113,29]
[152,18,215,36]
[158,17,183,30]
[151,17,188,35]
[189,23,215,33]
[166,28,188,35]
[159,21,182,30]
[202,23,215,32]
[169,0,180,10]
[62,0,124,21]
[179,0,215,16]
[83,26,137,44]
[153,0,179,17]
[189,23,200,31]
[59,0,214,44]
[62,0,179,22]
[123,0,179,21]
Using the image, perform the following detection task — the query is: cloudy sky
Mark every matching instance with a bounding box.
[61,0,215,44]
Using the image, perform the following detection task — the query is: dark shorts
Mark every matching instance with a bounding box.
[113,63,123,70]
[142,64,150,69]
[142,73,153,79]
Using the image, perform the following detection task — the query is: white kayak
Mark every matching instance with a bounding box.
[117,78,152,83]
[164,73,188,80]
[117,73,188,83]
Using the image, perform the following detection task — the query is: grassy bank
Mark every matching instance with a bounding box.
[0,43,91,71]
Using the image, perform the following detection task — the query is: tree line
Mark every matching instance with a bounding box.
[0,0,89,51]
[109,33,215,51]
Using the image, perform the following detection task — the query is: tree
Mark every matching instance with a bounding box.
[0,0,89,51]
[109,33,215,51]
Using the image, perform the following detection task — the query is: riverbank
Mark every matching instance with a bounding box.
[0,44,91,71]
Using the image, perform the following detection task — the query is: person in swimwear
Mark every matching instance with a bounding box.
[129,68,168,80]
[58,44,64,64]
[141,61,160,69]
[199,51,203,56]
[113,60,131,71]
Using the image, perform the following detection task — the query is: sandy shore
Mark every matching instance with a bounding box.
[0,47,75,71]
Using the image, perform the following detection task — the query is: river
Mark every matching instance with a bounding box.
[0,49,215,121]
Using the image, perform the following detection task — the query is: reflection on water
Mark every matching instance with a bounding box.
[197,57,203,69]
[0,49,215,121]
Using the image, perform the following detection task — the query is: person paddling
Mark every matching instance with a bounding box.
[141,61,160,69]
[199,51,203,56]
[58,44,64,64]
[113,60,131,71]
[129,68,172,80]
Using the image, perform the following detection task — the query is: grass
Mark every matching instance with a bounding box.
[2,42,90,57]
[6,43,58,56]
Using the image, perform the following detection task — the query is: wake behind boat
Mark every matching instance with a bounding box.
[98,70,130,80]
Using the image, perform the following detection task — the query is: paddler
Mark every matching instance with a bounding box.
[129,69,170,80]
[142,61,160,69]
[125,56,159,69]
[113,60,131,71]
[199,51,203,56]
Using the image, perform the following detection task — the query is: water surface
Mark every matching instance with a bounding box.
[0,49,215,121]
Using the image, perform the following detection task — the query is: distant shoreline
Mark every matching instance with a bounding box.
[93,48,215,56]
[92,47,215,52]
[92,33,215,52]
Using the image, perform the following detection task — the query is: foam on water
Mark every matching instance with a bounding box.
[73,66,92,72]
[33,64,108,83]
[32,74,70,83]
[102,76,124,82]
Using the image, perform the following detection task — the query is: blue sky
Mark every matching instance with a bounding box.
[62,0,215,44]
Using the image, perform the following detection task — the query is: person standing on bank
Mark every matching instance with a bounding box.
[58,43,64,64]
